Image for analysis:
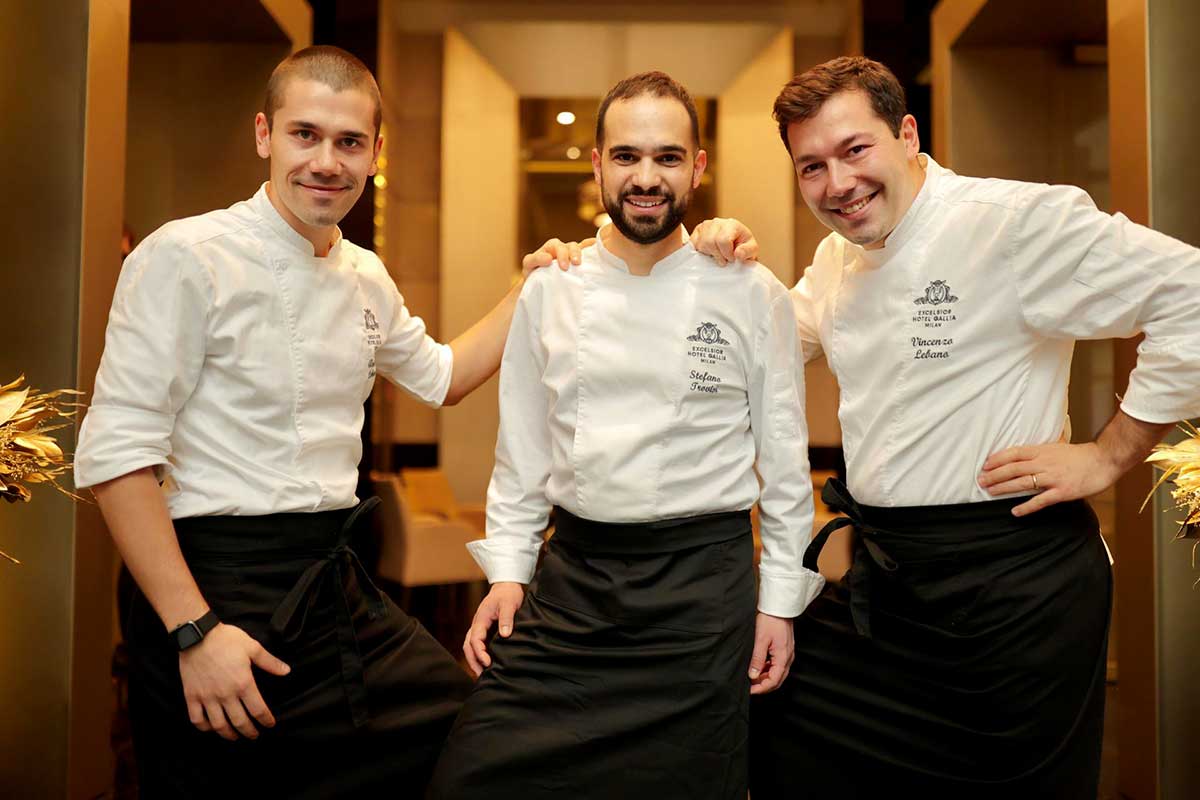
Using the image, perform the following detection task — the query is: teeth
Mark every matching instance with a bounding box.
[840,194,873,214]
[628,199,664,208]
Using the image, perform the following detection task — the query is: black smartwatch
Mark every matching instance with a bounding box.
[168,610,220,651]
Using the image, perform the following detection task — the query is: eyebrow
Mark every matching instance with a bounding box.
[290,120,370,141]
[794,133,869,166]
[607,144,688,157]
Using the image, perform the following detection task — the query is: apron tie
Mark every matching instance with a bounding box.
[269,496,387,727]
[803,479,899,638]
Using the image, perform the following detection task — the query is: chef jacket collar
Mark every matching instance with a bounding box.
[854,153,940,270]
[593,224,695,276]
[252,182,345,261]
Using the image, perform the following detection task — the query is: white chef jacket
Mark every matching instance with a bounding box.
[795,155,1200,507]
[75,184,452,518]
[470,231,825,619]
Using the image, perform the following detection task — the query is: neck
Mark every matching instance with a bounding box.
[601,224,686,276]
[864,155,928,251]
[265,182,337,257]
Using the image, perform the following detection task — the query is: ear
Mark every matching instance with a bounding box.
[692,149,708,189]
[254,112,271,160]
[900,114,920,159]
[591,147,602,185]
[369,133,384,176]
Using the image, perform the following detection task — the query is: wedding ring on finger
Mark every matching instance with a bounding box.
[1031,474,1040,491]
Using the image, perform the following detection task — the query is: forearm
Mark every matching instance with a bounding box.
[1095,409,1174,479]
[445,278,524,405]
[93,467,209,630]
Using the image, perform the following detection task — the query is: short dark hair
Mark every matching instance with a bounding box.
[595,71,700,149]
[264,45,382,136]
[773,56,907,153]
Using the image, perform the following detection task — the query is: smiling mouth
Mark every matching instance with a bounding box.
[831,191,877,217]
[625,197,667,211]
[299,183,349,195]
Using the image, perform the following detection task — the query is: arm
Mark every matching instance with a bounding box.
[405,243,591,406]
[94,469,289,739]
[747,289,826,694]
[444,278,523,405]
[979,186,1200,513]
[980,410,1173,516]
[75,234,285,740]
[461,280,553,675]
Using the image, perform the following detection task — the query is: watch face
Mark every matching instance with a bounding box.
[174,621,203,650]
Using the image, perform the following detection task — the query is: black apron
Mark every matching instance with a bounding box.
[125,499,471,799]
[750,479,1112,798]
[428,507,757,800]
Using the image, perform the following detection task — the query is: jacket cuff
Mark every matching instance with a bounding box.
[466,538,541,584]
[757,568,826,618]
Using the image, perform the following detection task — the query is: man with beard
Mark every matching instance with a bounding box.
[425,72,824,800]
[75,46,545,798]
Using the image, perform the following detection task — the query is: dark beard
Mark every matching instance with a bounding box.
[602,185,690,245]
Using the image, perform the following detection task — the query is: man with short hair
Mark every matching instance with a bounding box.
[703,56,1200,796]
[537,54,1200,796]
[426,71,823,800]
[76,46,537,798]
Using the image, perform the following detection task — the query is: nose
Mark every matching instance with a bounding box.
[310,141,340,175]
[826,160,856,199]
[632,158,660,193]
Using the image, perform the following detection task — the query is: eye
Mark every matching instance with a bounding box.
[657,154,681,165]
[340,138,361,148]
[800,162,823,176]
[848,144,869,156]
[295,129,315,141]
[612,153,636,164]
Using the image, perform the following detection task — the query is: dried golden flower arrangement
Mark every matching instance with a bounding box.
[1142,420,1200,586]
[0,375,85,564]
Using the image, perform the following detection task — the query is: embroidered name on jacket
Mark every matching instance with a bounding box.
[910,281,958,360]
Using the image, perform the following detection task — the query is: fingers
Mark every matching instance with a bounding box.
[463,613,494,676]
[747,630,769,681]
[221,695,260,739]
[203,699,237,742]
[981,446,1034,471]
[187,698,211,732]
[717,233,736,265]
[248,642,291,677]
[498,598,518,638]
[1012,488,1064,517]
[733,241,758,262]
[240,684,277,730]
[521,250,554,276]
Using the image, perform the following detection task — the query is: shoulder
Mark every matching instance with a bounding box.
[151,199,259,253]
[935,170,1094,218]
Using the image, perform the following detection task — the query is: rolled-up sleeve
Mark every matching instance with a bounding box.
[374,274,454,408]
[1010,185,1200,424]
[75,233,211,489]
[749,290,825,618]
[467,278,551,584]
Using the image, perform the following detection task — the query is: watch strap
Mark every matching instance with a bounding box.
[169,609,220,651]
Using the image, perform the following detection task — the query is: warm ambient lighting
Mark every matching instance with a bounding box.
[566,146,581,160]
[556,111,576,125]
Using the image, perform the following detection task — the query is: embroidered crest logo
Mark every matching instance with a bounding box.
[363,308,380,331]
[914,280,958,306]
[686,322,730,346]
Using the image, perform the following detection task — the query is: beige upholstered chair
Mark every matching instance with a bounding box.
[369,471,485,587]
